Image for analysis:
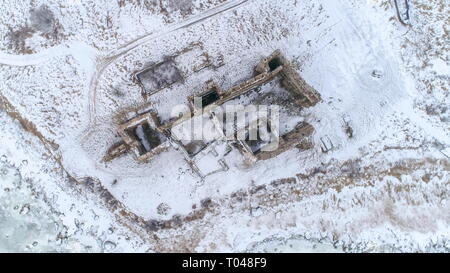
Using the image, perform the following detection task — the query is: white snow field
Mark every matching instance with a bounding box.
[0,0,448,252]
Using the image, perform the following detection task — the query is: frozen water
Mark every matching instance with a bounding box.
[0,161,101,253]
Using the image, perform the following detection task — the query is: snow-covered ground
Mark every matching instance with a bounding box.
[0,0,448,252]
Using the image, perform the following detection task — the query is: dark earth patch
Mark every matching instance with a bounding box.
[137,59,183,94]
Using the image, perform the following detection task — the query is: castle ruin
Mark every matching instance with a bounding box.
[105,50,321,167]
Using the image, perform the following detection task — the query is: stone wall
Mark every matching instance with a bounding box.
[107,50,321,164]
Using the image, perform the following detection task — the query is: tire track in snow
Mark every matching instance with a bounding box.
[106,0,249,60]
